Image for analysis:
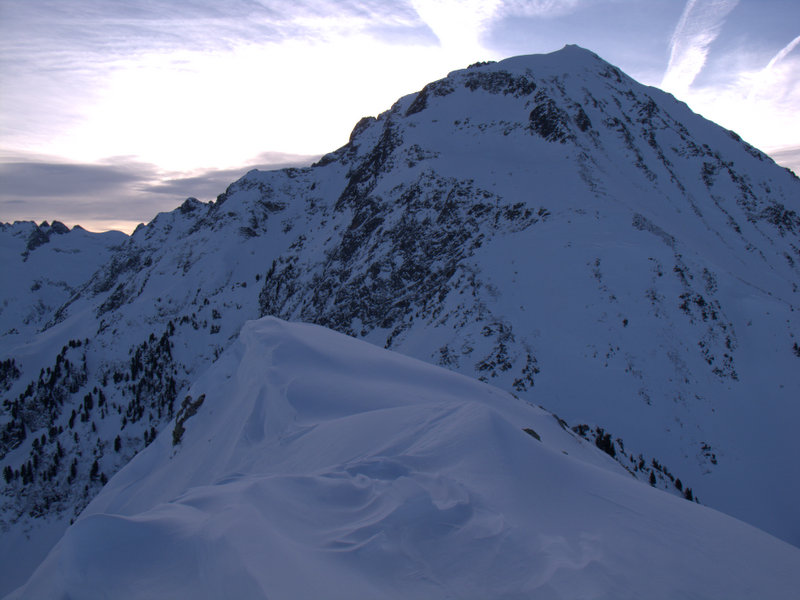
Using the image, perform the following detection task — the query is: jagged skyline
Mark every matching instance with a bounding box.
[1,0,798,232]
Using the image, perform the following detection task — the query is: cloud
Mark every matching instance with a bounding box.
[407,0,589,62]
[497,0,587,18]
[0,161,151,198]
[0,1,428,62]
[765,146,800,177]
[661,0,739,97]
[140,152,319,197]
[764,34,800,71]
[0,152,319,233]
[0,156,166,232]
[0,0,443,171]
[669,35,800,163]
[747,34,800,102]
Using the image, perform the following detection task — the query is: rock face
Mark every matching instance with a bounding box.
[1,44,799,592]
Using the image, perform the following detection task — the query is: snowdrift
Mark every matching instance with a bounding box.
[10,318,799,599]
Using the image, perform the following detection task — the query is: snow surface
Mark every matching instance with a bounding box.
[9,317,800,599]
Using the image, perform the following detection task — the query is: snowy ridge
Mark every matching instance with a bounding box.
[9,317,800,599]
[1,45,800,593]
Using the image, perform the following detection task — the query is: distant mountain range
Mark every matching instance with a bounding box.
[1,45,798,595]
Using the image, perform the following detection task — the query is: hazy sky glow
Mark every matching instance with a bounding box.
[1,0,798,233]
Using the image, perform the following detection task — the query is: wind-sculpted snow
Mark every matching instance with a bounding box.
[9,318,800,599]
[2,44,800,594]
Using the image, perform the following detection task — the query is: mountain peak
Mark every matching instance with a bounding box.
[452,44,614,81]
[508,43,603,65]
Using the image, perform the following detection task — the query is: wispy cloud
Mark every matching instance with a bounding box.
[746,34,800,102]
[0,1,429,67]
[661,0,739,97]
[664,33,800,173]
[410,0,501,58]
[764,34,800,71]
[0,0,441,170]
[498,0,586,19]
[407,0,588,59]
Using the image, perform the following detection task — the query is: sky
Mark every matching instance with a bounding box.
[0,0,798,233]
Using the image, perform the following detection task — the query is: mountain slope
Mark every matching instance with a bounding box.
[10,317,800,599]
[1,45,799,591]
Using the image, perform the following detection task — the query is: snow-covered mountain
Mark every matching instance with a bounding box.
[0,221,126,338]
[9,317,800,599]
[1,45,799,594]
